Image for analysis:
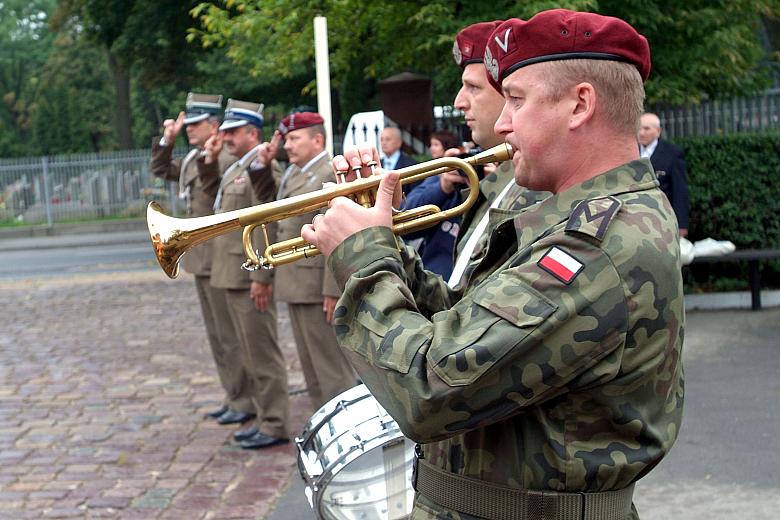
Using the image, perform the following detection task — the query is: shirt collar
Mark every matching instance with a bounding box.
[301,149,329,173]
[511,159,658,246]
[382,150,401,169]
[640,138,659,158]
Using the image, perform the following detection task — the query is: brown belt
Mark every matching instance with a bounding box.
[413,449,634,520]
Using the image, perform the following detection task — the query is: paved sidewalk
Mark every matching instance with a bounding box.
[0,270,315,519]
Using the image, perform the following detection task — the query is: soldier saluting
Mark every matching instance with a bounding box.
[150,94,255,425]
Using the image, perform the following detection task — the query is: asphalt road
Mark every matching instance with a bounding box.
[0,231,157,279]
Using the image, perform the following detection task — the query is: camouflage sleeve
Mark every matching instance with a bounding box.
[329,226,629,443]
[150,137,180,182]
[328,228,457,317]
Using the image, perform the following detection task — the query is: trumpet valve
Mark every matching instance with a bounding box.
[336,167,348,184]
[366,160,378,176]
[351,163,363,179]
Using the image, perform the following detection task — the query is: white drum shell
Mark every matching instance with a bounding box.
[296,384,415,520]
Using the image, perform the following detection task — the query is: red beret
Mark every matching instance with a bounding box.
[484,10,651,92]
[452,20,504,68]
[278,111,324,136]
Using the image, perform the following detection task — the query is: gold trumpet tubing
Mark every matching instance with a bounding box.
[260,204,443,268]
[147,143,513,278]
[243,155,484,270]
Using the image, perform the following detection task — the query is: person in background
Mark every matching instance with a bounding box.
[204,99,290,450]
[403,130,463,278]
[428,130,460,159]
[638,112,690,237]
[150,93,253,425]
[273,111,357,408]
[379,126,417,170]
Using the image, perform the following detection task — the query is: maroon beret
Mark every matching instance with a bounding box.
[278,111,324,136]
[484,9,651,92]
[452,20,504,68]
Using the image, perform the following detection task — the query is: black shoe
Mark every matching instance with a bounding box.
[205,405,229,419]
[216,409,256,425]
[233,425,259,442]
[240,431,289,450]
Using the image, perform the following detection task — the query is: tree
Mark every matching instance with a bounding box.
[52,0,214,150]
[0,0,57,156]
[191,0,780,115]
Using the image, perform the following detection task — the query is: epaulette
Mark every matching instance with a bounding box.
[565,196,622,242]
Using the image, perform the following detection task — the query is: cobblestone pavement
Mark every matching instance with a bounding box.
[0,270,315,519]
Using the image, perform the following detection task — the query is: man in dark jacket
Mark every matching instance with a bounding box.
[639,112,690,236]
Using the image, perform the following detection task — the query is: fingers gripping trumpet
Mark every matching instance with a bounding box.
[146,143,513,279]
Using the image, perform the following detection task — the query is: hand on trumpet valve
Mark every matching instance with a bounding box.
[301,147,401,257]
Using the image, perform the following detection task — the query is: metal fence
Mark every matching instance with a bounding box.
[653,89,780,139]
[0,149,180,226]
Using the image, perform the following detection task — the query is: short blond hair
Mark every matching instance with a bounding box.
[535,60,645,135]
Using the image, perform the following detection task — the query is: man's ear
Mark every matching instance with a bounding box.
[569,82,596,130]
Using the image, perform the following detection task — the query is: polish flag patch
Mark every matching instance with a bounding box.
[537,247,584,285]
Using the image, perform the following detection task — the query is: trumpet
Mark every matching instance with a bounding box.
[147,143,513,279]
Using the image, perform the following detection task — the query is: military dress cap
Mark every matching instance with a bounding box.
[219,99,265,130]
[484,9,651,92]
[277,111,324,136]
[452,20,504,68]
[183,93,223,125]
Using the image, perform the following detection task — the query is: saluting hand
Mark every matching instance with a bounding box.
[162,112,186,144]
[203,132,223,164]
[256,131,283,166]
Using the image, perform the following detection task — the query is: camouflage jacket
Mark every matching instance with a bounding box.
[452,160,549,289]
[328,159,684,518]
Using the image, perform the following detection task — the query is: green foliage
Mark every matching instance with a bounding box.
[190,0,780,114]
[0,0,57,156]
[677,132,780,289]
[31,34,117,154]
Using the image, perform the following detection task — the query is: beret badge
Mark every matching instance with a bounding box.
[452,40,463,66]
[484,45,499,83]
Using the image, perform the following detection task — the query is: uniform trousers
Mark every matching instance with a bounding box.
[224,289,289,439]
[193,275,254,413]
[287,303,357,408]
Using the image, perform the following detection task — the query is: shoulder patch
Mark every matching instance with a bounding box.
[565,196,622,242]
[537,246,584,285]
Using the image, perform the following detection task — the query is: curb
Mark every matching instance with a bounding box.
[0,219,147,239]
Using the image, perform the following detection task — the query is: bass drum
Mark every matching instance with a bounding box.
[296,384,415,520]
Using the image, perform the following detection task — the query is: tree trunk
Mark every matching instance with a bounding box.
[107,51,134,150]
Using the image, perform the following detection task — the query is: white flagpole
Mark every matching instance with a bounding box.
[313,16,333,156]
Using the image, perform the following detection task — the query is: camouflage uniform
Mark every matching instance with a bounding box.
[452,160,549,289]
[328,159,684,519]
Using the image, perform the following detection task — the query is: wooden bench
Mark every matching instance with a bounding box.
[690,249,780,310]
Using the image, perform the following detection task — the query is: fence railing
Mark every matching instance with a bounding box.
[652,89,780,139]
[0,149,182,226]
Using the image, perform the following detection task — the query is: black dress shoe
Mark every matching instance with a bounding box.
[233,425,259,442]
[216,409,256,425]
[240,431,289,450]
[205,405,228,419]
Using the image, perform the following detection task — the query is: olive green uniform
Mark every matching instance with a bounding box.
[274,152,357,407]
[450,160,549,289]
[328,160,684,519]
[150,139,253,414]
[208,158,289,439]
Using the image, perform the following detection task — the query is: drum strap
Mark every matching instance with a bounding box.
[413,453,634,520]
